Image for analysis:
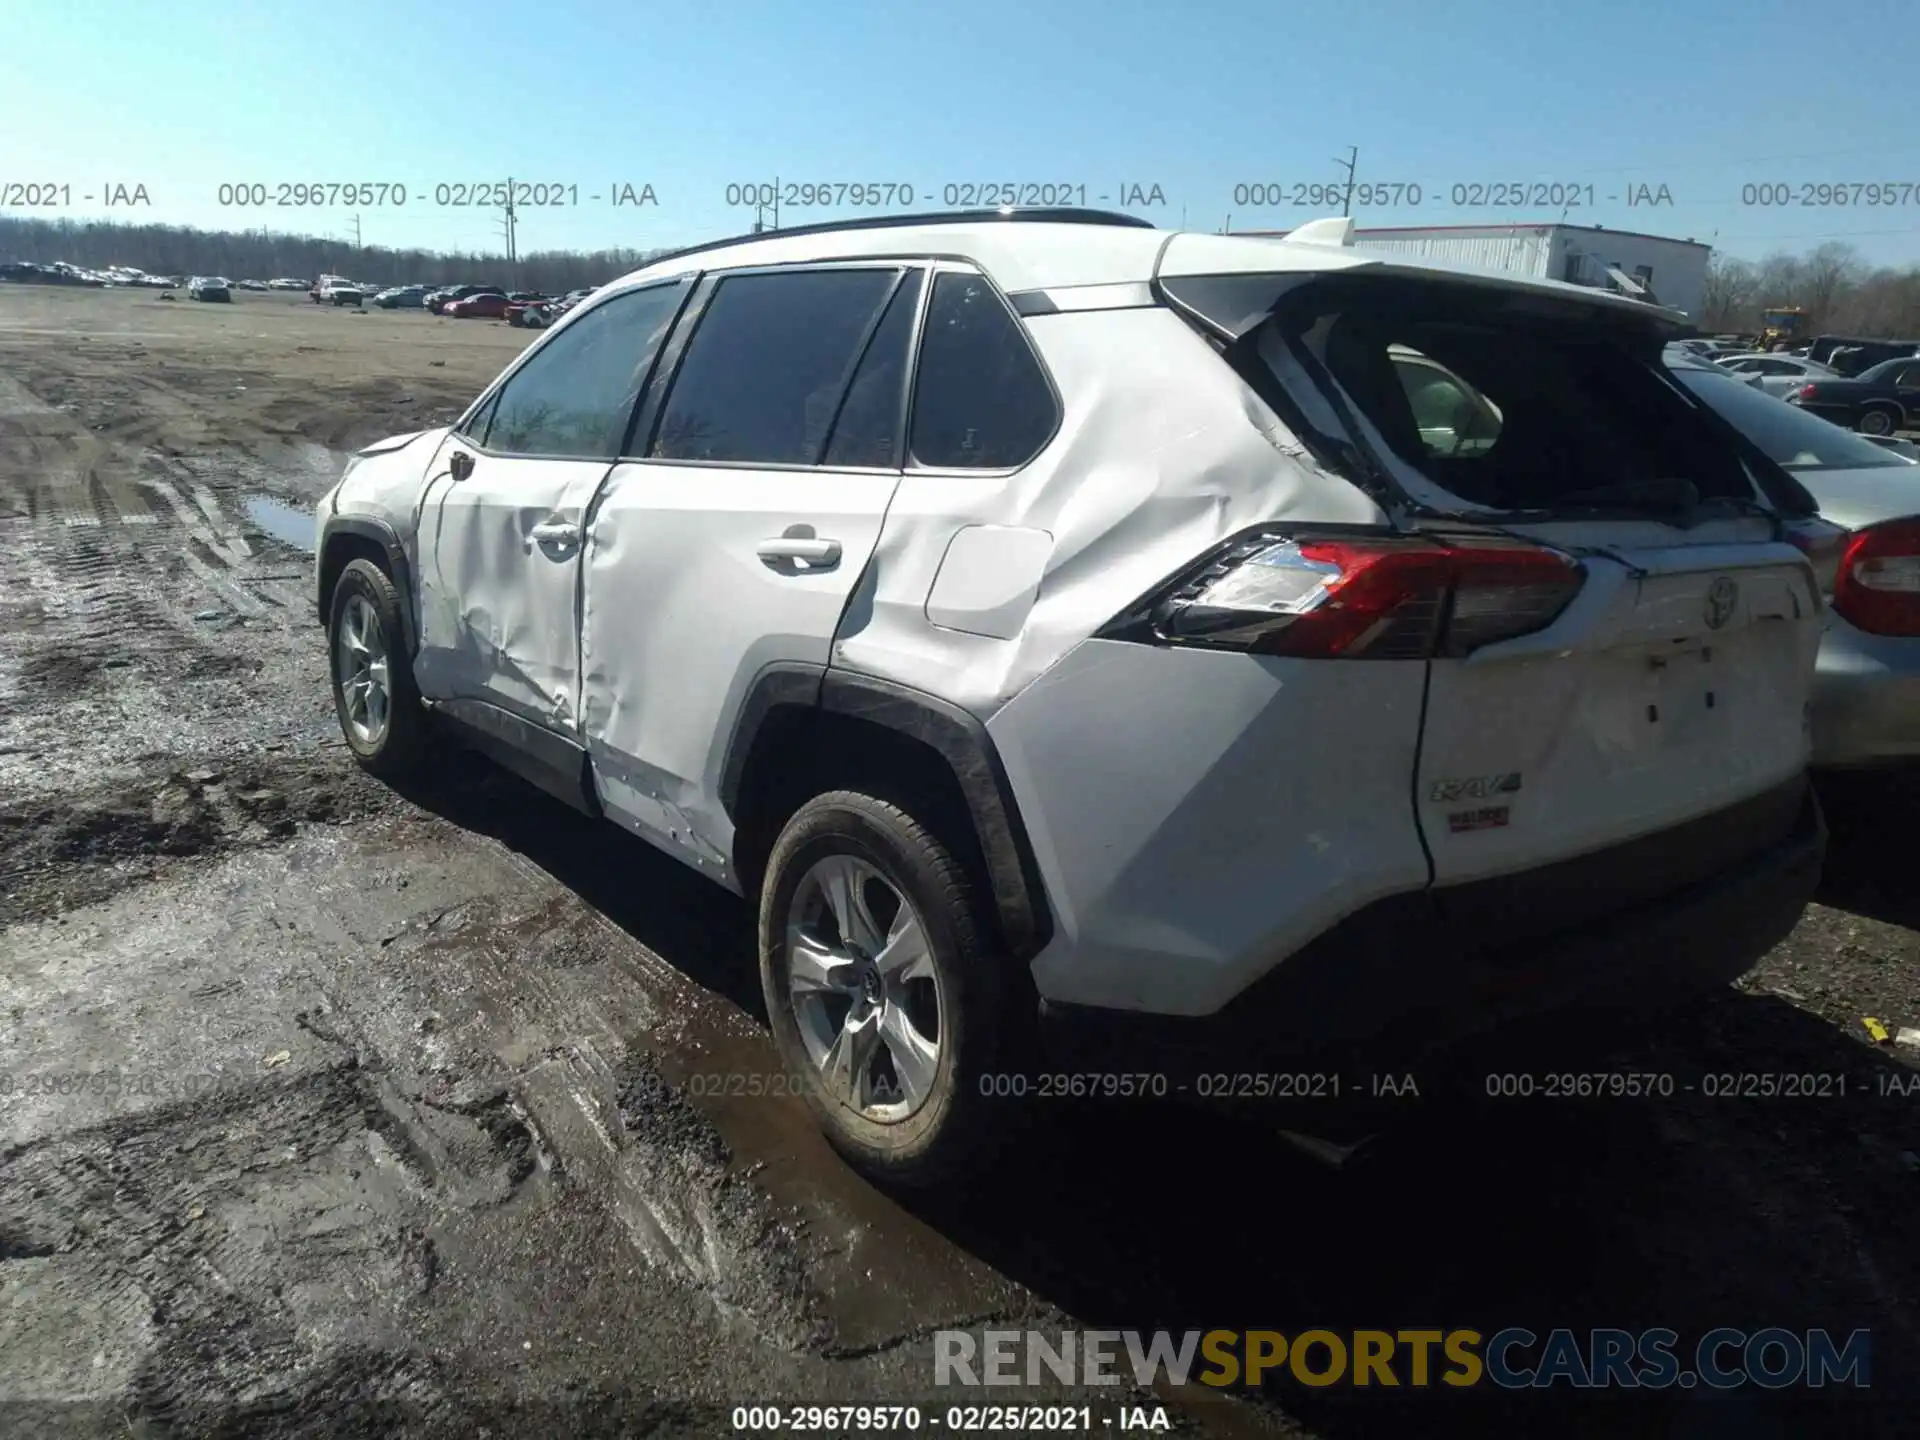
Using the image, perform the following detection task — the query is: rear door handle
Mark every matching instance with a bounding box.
[756,536,842,567]
[530,520,581,547]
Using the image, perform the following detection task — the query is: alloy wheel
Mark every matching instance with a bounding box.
[785,854,944,1121]
[335,593,392,747]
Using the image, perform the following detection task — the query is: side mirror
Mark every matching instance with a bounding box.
[449,450,475,482]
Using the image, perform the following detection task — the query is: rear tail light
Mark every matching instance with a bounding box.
[1790,384,1819,402]
[1100,531,1585,660]
[1832,519,1920,636]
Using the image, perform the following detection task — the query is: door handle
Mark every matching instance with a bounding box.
[757,536,842,567]
[530,520,581,547]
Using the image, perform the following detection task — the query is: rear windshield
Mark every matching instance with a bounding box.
[1243,277,1761,517]
[1673,366,1909,471]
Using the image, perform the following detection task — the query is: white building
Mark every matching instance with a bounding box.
[1242,222,1713,322]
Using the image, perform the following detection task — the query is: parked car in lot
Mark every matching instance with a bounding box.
[315,210,1828,1183]
[318,279,364,308]
[505,293,563,326]
[1784,355,1920,436]
[187,276,232,302]
[426,285,493,314]
[443,290,510,319]
[1713,352,1843,396]
[515,288,593,328]
[1672,359,1920,768]
[269,277,307,291]
[1806,335,1920,376]
[375,284,431,309]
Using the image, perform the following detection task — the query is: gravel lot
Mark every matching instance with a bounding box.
[3,283,1919,1438]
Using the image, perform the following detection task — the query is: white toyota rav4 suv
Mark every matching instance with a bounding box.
[315,209,1831,1183]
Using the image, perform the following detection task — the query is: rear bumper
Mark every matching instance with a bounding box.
[1037,775,1824,1079]
[1812,615,1920,767]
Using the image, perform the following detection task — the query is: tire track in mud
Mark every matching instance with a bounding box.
[0,351,345,805]
[0,1065,468,1434]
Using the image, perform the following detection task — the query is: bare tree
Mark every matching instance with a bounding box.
[1701,255,1761,330]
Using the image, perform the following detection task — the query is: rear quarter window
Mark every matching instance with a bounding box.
[909,272,1058,469]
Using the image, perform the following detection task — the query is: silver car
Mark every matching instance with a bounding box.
[1676,360,1920,767]
[1712,352,1844,397]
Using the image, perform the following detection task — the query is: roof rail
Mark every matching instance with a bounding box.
[640,206,1158,272]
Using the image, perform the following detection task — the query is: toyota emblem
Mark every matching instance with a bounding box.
[1705,577,1738,630]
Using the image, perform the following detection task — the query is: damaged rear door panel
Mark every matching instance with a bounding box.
[578,264,922,875]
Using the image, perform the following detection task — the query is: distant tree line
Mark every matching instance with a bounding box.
[1701,241,1920,338]
[11,216,1920,339]
[0,216,682,292]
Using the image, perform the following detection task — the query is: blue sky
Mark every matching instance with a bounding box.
[5,0,1920,265]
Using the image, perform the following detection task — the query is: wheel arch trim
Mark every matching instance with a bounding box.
[318,515,417,657]
[721,664,1054,961]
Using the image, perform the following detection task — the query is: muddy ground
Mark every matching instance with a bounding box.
[3,283,1920,1438]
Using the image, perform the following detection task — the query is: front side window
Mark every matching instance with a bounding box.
[909,272,1058,469]
[459,390,500,444]
[651,268,901,465]
[485,279,688,459]
[1391,352,1503,458]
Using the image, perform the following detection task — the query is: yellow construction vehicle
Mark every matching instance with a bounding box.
[1759,307,1809,350]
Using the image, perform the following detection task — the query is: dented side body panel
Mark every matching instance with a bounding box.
[832,304,1386,720]
[314,426,452,634]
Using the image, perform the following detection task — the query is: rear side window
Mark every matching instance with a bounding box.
[651,268,900,465]
[1390,351,1503,459]
[910,272,1057,469]
[486,280,687,459]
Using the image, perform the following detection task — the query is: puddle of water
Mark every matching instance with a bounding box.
[245,495,318,552]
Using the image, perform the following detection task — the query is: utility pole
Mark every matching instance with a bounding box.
[752,178,782,234]
[1335,146,1358,217]
[498,176,519,289]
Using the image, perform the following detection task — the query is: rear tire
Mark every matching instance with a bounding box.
[1857,407,1897,436]
[327,558,429,779]
[759,791,1017,1187]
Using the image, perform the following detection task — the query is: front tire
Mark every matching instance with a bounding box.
[759,791,1015,1187]
[327,558,429,778]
